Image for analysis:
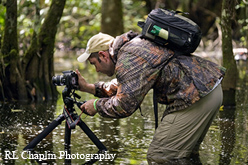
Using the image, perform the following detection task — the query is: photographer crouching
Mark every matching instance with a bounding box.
[75,31,225,164]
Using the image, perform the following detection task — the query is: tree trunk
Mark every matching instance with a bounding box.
[0,0,66,102]
[0,0,27,101]
[189,0,222,36]
[221,0,238,107]
[101,0,124,36]
[23,0,66,101]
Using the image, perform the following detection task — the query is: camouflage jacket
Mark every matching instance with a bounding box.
[94,31,226,118]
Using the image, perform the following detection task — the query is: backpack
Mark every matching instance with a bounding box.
[137,8,202,54]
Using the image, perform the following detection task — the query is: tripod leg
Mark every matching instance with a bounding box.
[77,119,107,165]
[23,114,65,150]
[64,121,71,164]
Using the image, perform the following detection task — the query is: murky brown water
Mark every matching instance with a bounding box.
[0,60,247,164]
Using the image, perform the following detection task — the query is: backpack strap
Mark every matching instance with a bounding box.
[153,89,159,129]
[137,21,145,28]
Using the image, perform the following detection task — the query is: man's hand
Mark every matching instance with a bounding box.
[80,99,98,116]
[75,69,88,92]
[75,69,95,94]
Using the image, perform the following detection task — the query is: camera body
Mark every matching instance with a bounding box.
[52,70,78,90]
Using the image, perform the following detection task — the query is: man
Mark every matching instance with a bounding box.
[76,31,225,164]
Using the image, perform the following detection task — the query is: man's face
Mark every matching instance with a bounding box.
[88,51,115,77]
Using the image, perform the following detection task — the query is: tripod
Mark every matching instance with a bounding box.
[23,86,107,165]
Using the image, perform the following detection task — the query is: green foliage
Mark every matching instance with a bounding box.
[4,0,149,57]
[0,4,5,42]
[123,0,147,32]
[56,0,101,50]
[236,1,248,47]
[0,5,5,26]
[56,0,150,51]
[17,0,50,55]
[2,0,247,57]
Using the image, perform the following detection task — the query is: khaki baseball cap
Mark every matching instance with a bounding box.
[77,32,114,62]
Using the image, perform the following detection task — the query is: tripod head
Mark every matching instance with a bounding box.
[52,70,86,129]
[62,83,85,129]
[62,86,81,109]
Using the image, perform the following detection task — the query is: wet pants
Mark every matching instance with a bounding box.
[147,84,223,164]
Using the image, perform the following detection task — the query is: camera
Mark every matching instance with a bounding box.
[52,70,79,89]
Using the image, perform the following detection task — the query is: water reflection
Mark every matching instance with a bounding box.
[219,108,235,165]
[0,101,56,164]
[0,61,247,165]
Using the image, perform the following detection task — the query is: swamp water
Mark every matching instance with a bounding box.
[0,60,247,165]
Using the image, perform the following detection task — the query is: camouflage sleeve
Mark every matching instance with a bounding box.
[95,63,159,118]
[94,79,118,98]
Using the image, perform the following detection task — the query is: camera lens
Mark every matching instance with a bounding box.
[52,75,65,86]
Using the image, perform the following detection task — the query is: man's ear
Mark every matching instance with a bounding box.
[98,51,109,62]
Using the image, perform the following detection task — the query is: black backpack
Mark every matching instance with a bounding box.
[138,8,202,54]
